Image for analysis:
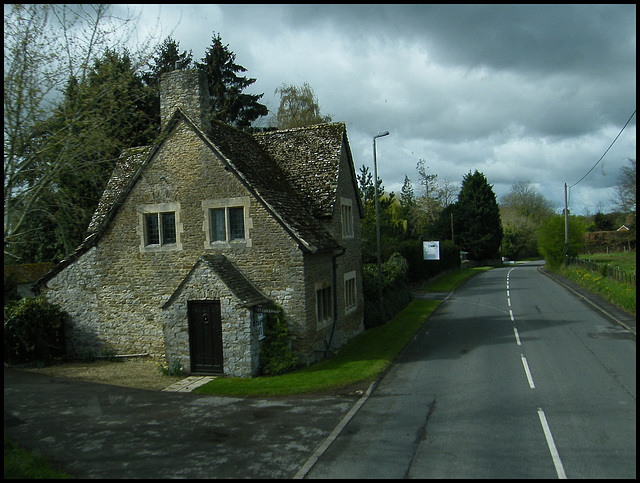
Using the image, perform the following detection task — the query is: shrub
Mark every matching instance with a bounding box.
[537,215,585,268]
[4,296,67,364]
[259,306,298,376]
[363,252,412,329]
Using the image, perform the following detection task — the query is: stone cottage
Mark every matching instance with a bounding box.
[36,69,364,377]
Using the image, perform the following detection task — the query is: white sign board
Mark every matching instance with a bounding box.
[423,241,440,260]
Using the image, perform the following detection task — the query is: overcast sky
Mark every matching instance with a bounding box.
[124,4,636,215]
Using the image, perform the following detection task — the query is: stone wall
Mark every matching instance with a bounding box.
[161,261,259,377]
[42,69,364,376]
[44,121,308,375]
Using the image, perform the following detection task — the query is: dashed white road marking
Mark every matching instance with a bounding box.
[538,408,567,479]
[521,354,535,388]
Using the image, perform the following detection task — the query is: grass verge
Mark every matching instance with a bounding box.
[4,433,71,479]
[551,264,636,315]
[195,267,490,397]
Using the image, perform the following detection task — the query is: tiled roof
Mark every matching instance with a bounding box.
[200,255,270,307]
[87,146,151,234]
[162,255,271,309]
[254,123,345,218]
[36,111,349,288]
[206,119,342,253]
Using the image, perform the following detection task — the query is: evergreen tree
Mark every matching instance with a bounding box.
[143,36,193,87]
[13,49,157,262]
[454,170,503,260]
[197,32,268,129]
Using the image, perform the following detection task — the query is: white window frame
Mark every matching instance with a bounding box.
[137,202,183,252]
[202,197,253,248]
[341,197,354,239]
[344,270,357,313]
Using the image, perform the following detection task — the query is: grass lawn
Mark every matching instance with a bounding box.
[579,251,636,272]
[4,433,71,479]
[195,267,490,397]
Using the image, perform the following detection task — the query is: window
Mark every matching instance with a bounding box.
[344,271,357,313]
[209,207,245,242]
[210,208,226,242]
[144,212,176,246]
[202,197,252,248]
[228,207,245,240]
[341,197,354,238]
[253,310,266,340]
[316,285,333,326]
[138,203,182,252]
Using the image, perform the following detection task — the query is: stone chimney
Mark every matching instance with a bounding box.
[160,69,211,133]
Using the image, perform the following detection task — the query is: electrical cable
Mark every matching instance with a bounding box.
[569,110,636,189]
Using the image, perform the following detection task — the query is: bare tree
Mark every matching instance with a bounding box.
[613,158,636,214]
[4,4,159,261]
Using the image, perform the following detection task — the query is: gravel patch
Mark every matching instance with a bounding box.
[19,359,186,391]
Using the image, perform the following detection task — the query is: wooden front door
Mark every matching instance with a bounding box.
[188,301,223,374]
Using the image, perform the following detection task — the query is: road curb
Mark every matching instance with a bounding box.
[293,294,451,479]
[538,265,636,336]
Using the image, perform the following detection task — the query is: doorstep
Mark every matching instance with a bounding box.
[162,375,216,392]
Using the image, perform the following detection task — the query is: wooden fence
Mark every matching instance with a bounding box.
[567,257,636,287]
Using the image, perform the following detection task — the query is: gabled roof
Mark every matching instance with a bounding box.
[36,110,351,288]
[162,255,270,309]
[254,123,357,218]
[5,263,55,284]
[205,118,342,253]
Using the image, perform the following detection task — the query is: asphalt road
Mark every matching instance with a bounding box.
[4,369,356,479]
[304,261,636,479]
[5,262,635,479]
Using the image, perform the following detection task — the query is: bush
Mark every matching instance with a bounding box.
[259,306,298,376]
[363,252,412,329]
[4,296,67,364]
[537,215,585,268]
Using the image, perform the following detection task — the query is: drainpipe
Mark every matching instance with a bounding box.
[327,248,346,354]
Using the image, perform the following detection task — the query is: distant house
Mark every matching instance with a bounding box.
[617,224,630,232]
[4,263,55,298]
[36,69,364,377]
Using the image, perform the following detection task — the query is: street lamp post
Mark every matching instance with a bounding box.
[373,131,389,312]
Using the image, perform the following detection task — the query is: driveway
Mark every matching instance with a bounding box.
[4,368,358,479]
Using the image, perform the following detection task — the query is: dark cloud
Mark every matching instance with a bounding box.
[128,4,635,214]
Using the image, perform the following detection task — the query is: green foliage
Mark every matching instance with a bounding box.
[272,82,332,129]
[4,296,67,364]
[197,32,268,129]
[8,48,159,263]
[157,359,184,377]
[259,306,299,376]
[4,434,72,479]
[537,214,585,267]
[499,181,554,259]
[455,170,503,260]
[362,253,412,328]
[553,263,636,315]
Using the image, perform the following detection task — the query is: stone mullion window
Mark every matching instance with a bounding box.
[341,197,354,239]
[202,197,252,248]
[344,270,357,313]
[138,203,182,252]
[315,282,333,328]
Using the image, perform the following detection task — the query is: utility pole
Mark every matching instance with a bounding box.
[373,131,389,313]
[564,183,569,262]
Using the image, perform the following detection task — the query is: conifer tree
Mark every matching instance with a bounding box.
[197,32,268,129]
